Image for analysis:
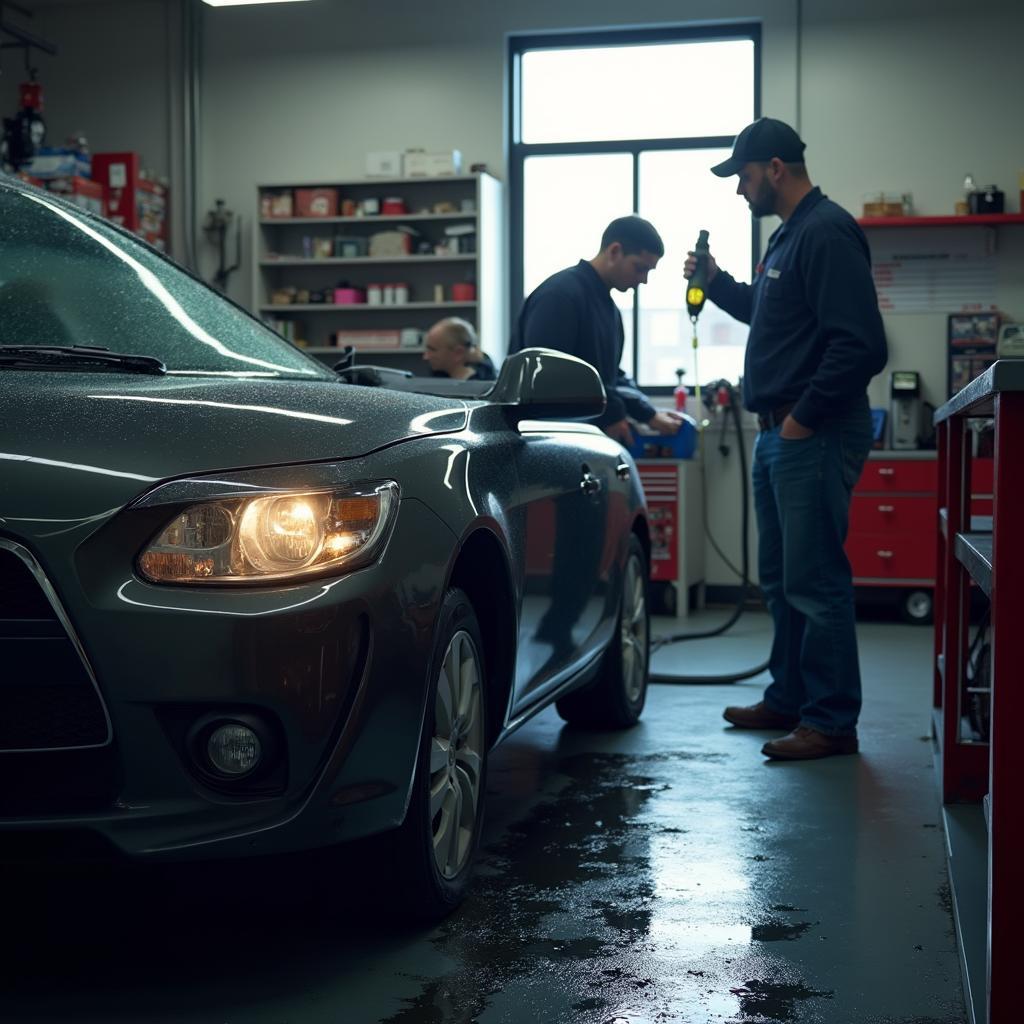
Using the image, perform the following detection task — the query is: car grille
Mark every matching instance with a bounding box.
[0,546,111,752]
[0,546,119,815]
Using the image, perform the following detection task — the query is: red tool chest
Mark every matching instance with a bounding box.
[846,454,993,597]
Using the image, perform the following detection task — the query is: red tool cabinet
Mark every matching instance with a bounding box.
[932,360,1024,1024]
[91,151,170,252]
[636,460,705,618]
[845,453,993,620]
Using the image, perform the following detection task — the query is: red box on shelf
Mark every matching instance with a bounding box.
[295,188,338,218]
[92,151,170,251]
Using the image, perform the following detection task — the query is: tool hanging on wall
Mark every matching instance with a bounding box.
[203,199,242,293]
[0,3,57,174]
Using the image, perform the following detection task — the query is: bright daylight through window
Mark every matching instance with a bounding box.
[514,32,757,388]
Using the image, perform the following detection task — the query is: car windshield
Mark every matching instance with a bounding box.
[0,182,334,380]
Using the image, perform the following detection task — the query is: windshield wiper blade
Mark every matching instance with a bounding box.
[0,345,167,375]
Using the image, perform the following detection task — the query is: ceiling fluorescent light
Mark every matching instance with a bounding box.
[202,1,312,7]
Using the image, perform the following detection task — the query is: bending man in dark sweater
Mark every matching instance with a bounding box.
[685,117,888,761]
[511,215,684,447]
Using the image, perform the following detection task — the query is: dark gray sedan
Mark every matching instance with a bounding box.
[0,177,650,917]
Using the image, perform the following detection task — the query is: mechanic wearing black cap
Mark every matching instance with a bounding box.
[684,117,888,761]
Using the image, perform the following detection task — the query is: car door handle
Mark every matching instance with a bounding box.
[615,461,630,480]
[580,472,602,496]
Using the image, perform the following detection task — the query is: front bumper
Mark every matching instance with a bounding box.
[0,498,455,861]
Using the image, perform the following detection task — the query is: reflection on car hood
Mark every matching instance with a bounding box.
[0,374,468,523]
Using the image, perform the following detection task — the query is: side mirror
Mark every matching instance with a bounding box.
[489,348,606,421]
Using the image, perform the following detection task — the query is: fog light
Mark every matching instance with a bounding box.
[207,723,262,777]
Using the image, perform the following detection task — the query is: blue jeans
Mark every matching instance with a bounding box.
[752,399,874,736]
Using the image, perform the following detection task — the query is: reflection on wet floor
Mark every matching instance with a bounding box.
[382,748,837,1024]
[0,617,966,1024]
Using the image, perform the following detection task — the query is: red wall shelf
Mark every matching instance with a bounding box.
[858,213,1024,228]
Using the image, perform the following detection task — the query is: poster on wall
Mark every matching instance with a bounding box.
[948,312,1000,398]
[870,231,997,314]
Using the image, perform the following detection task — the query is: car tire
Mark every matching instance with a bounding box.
[555,534,650,729]
[392,587,488,920]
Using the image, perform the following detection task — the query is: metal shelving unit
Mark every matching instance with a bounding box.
[259,212,477,226]
[260,255,475,267]
[255,173,504,373]
[858,213,1024,228]
[259,302,477,314]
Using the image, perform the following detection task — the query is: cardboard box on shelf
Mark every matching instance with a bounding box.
[368,231,412,258]
[261,190,294,218]
[366,151,403,177]
[404,149,462,177]
[333,329,402,349]
[295,188,338,218]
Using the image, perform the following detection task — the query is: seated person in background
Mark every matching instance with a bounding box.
[422,317,496,381]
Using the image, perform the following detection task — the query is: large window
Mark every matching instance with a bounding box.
[509,26,760,389]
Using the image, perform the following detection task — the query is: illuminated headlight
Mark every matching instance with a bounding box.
[137,481,399,584]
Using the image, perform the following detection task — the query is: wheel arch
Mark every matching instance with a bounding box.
[631,511,651,571]
[448,529,517,748]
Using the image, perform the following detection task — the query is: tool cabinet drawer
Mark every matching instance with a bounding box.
[855,459,937,494]
[846,533,935,581]
[850,495,936,535]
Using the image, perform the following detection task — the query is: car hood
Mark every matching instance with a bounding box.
[1,373,468,524]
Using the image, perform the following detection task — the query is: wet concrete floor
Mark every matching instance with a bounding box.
[0,613,965,1023]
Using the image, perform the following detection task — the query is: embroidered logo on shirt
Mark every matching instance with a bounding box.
[766,268,782,279]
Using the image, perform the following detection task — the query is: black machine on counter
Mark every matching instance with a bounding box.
[890,370,924,449]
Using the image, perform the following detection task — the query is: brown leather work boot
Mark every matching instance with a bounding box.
[722,701,800,731]
[761,726,859,761]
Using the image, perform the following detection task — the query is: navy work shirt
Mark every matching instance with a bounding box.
[510,260,655,429]
[707,187,887,429]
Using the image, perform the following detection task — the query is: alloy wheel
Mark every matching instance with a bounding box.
[621,553,648,703]
[429,629,484,879]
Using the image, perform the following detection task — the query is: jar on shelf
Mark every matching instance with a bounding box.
[394,283,409,304]
[367,283,383,306]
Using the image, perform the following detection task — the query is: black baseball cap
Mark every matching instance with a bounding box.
[711,117,806,177]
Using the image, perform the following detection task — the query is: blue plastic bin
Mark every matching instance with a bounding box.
[626,415,698,460]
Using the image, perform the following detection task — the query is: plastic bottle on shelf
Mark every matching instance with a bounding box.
[674,369,689,415]
[957,173,975,215]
